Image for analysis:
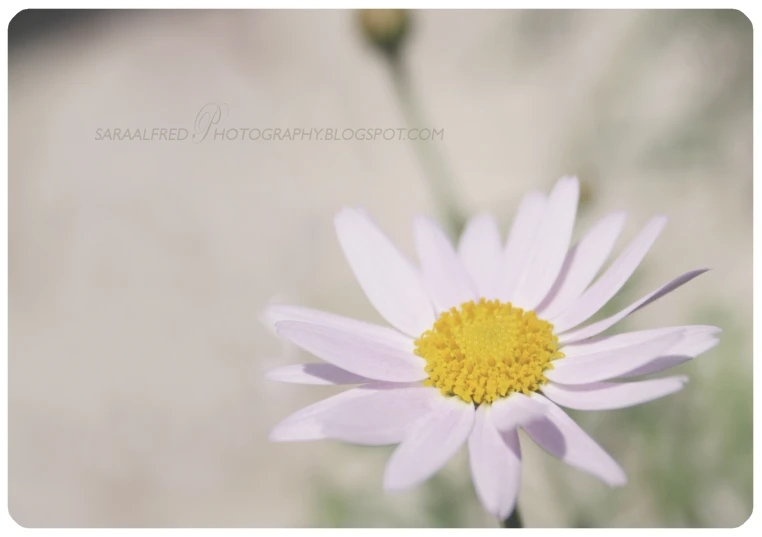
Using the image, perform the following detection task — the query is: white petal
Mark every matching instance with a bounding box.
[616,356,691,378]
[335,208,435,337]
[550,216,667,333]
[558,269,709,344]
[383,397,475,491]
[667,327,723,354]
[546,332,683,384]
[523,394,627,486]
[537,212,627,318]
[490,392,548,432]
[321,385,443,445]
[276,321,427,382]
[468,406,522,519]
[458,214,502,298]
[561,325,722,357]
[619,336,720,378]
[541,376,689,411]
[510,176,580,311]
[269,383,438,445]
[495,192,547,301]
[414,216,478,311]
[262,304,414,350]
[559,326,721,380]
[269,386,373,442]
[265,363,372,385]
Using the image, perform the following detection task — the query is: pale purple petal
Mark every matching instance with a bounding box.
[383,396,475,491]
[616,356,691,378]
[321,384,443,445]
[511,176,579,311]
[522,394,627,486]
[541,376,689,411]
[495,192,547,302]
[276,321,427,382]
[468,405,522,519]
[490,392,548,432]
[561,325,722,357]
[414,216,478,312]
[335,208,435,337]
[458,213,502,298]
[537,212,627,318]
[558,269,710,344]
[265,363,372,385]
[618,336,719,378]
[550,216,668,333]
[269,386,374,442]
[270,383,438,445]
[546,332,683,384]
[558,325,721,380]
[262,304,414,350]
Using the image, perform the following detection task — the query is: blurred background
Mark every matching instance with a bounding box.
[8,9,752,528]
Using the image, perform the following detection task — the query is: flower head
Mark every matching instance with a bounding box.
[264,176,719,521]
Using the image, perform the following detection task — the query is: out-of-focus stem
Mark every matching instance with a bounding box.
[385,53,466,238]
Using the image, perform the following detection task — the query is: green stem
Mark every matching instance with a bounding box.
[501,508,523,528]
[385,52,466,237]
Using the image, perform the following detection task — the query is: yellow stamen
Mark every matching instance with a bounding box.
[414,298,564,405]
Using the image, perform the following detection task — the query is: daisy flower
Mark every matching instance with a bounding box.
[264,176,720,521]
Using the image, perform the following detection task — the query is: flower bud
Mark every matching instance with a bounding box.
[357,9,410,56]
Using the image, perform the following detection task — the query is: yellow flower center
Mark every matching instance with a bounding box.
[414,298,564,405]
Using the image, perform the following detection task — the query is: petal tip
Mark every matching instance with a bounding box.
[611,475,628,488]
[553,175,580,197]
[605,466,628,487]
[259,305,281,330]
[413,214,431,226]
[272,321,291,337]
[497,506,518,521]
[268,427,289,442]
[268,422,323,443]
[382,471,408,493]
[334,206,365,226]
[263,368,286,382]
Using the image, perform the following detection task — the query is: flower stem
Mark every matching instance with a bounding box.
[501,508,523,528]
[384,51,466,238]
